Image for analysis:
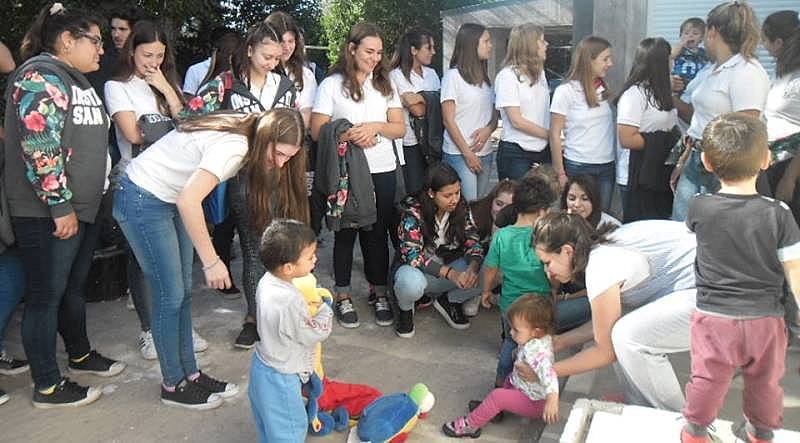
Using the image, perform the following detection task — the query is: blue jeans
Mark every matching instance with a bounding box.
[12,217,96,389]
[564,159,615,212]
[443,152,496,201]
[248,354,307,443]
[393,257,481,311]
[0,248,25,353]
[113,175,197,386]
[496,296,592,381]
[496,141,551,181]
[671,150,720,221]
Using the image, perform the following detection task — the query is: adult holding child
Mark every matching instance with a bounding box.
[670,1,769,221]
[533,214,697,411]
[113,108,308,409]
[549,36,616,210]
[441,23,498,201]
[311,22,405,329]
[4,2,125,408]
[393,162,484,336]
[494,23,551,181]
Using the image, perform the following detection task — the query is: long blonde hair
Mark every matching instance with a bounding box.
[178,109,310,231]
[706,1,761,60]
[567,36,612,107]
[502,23,545,86]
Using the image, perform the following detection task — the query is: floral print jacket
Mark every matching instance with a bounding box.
[396,195,484,276]
[11,70,73,207]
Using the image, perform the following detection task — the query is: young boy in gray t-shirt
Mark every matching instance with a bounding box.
[681,113,800,443]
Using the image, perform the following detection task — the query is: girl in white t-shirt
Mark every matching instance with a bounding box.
[614,37,679,222]
[266,11,317,127]
[495,23,551,181]
[105,20,197,361]
[114,109,308,410]
[310,22,405,329]
[670,1,769,221]
[760,11,800,211]
[550,36,616,211]
[441,23,498,201]
[184,22,303,349]
[533,214,696,412]
[390,27,441,194]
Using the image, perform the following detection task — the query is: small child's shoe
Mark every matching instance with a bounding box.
[442,416,481,438]
[732,421,773,443]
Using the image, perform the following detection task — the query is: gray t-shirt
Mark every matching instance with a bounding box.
[687,193,800,318]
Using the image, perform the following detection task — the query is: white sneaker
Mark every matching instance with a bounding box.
[463,296,481,317]
[192,329,208,353]
[138,330,157,360]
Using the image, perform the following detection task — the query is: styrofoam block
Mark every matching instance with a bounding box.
[560,399,800,443]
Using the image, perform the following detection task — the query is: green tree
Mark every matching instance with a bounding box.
[319,0,365,65]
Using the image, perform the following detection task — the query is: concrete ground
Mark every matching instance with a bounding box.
[1,192,799,442]
[1,226,798,443]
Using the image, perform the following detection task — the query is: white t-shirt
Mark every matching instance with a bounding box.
[104,76,165,172]
[440,68,495,156]
[126,130,248,203]
[678,65,713,135]
[585,220,696,310]
[390,66,441,146]
[313,73,403,173]
[550,80,615,164]
[615,84,679,185]
[599,212,621,227]
[765,71,800,142]
[183,58,211,95]
[250,72,282,110]
[494,66,550,152]
[687,54,770,140]
[290,66,318,111]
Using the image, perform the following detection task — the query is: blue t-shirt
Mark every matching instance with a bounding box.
[485,225,551,311]
[672,47,711,83]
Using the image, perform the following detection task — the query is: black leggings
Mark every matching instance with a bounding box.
[333,170,398,290]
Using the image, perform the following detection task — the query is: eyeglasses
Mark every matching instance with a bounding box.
[78,32,103,49]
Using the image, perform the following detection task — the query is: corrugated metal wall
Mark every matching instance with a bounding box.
[646,0,798,77]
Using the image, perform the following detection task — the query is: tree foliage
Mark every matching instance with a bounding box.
[0,0,322,72]
[320,0,444,72]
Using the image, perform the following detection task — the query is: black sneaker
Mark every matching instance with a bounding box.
[68,350,126,377]
[371,295,394,327]
[0,351,29,376]
[193,372,239,399]
[335,297,360,328]
[414,294,434,310]
[161,377,223,410]
[32,378,101,409]
[395,309,415,338]
[0,388,8,406]
[433,295,470,330]
[469,400,503,423]
[234,322,259,349]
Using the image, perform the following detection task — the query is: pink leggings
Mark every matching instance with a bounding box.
[468,379,545,429]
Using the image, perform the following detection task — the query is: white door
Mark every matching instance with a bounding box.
[646,0,797,77]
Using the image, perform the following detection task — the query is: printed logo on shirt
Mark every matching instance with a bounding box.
[71,86,106,126]
[230,93,263,113]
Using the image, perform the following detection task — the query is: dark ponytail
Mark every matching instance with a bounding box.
[21,2,102,61]
[762,10,800,77]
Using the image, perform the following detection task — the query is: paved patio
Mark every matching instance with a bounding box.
[0,227,798,443]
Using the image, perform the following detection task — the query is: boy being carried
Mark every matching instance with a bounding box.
[671,17,711,83]
[681,113,800,443]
